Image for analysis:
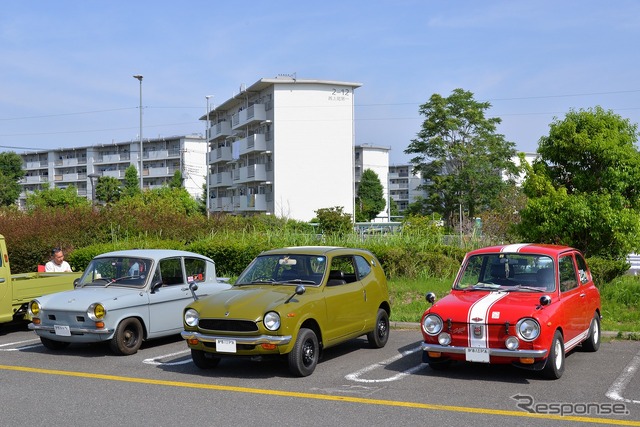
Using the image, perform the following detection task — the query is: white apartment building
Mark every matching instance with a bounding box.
[19,135,207,208]
[388,164,428,214]
[204,77,361,221]
[354,144,391,221]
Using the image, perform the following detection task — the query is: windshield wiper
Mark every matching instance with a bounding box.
[468,282,502,290]
[282,279,317,285]
[504,284,546,292]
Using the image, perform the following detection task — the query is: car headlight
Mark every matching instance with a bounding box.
[29,300,41,317]
[517,318,540,341]
[263,311,281,331]
[184,308,199,327]
[422,314,443,336]
[87,303,106,321]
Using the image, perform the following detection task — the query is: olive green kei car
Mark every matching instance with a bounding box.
[181,246,391,376]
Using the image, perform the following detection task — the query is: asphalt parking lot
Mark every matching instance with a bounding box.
[1,322,639,426]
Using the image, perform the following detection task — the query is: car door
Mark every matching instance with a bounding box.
[557,253,584,346]
[147,257,193,336]
[322,255,368,344]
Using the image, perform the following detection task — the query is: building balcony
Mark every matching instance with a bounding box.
[210,121,233,140]
[231,104,266,130]
[103,170,123,178]
[147,166,170,177]
[146,150,169,160]
[237,134,267,156]
[233,164,267,184]
[209,146,232,164]
[95,154,128,163]
[212,197,234,211]
[235,194,267,212]
[23,175,48,184]
[25,160,47,169]
[210,172,233,187]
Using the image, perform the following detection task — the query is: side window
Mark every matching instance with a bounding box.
[185,258,206,283]
[558,255,578,292]
[355,256,371,279]
[575,253,590,284]
[159,258,184,286]
[330,256,356,283]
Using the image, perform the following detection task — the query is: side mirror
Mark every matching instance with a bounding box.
[73,278,80,287]
[425,292,436,304]
[188,281,199,301]
[285,285,306,304]
[539,295,551,307]
[151,281,163,293]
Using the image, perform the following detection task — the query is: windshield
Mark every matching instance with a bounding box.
[78,256,152,288]
[235,254,327,286]
[455,253,555,292]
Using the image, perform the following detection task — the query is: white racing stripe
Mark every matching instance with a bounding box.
[501,243,529,253]
[468,292,508,348]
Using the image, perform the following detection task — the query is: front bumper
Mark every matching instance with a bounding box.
[421,342,548,358]
[29,323,112,342]
[181,330,292,346]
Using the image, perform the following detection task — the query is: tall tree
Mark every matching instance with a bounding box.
[95,176,122,204]
[405,89,519,227]
[122,165,141,198]
[518,106,640,258]
[355,169,386,222]
[0,151,25,206]
[169,170,183,188]
[26,186,90,209]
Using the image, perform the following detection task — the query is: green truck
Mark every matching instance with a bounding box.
[0,234,81,324]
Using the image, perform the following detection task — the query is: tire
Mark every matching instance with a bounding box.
[288,328,319,377]
[40,337,71,351]
[109,318,143,355]
[191,349,221,369]
[581,313,601,352]
[367,308,390,348]
[542,330,565,379]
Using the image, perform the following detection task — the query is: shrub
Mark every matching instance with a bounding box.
[586,256,630,287]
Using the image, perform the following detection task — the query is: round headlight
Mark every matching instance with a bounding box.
[438,332,451,346]
[517,318,541,341]
[87,303,106,321]
[505,336,520,350]
[29,300,41,317]
[422,314,443,336]
[263,311,281,331]
[184,308,199,327]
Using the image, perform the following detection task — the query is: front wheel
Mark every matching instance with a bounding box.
[367,308,389,348]
[288,328,319,377]
[542,330,565,379]
[40,337,71,351]
[109,317,143,355]
[581,313,601,352]
[191,349,221,369]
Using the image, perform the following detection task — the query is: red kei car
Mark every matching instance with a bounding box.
[420,244,601,379]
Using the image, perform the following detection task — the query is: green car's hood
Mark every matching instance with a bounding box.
[194,285,301,319]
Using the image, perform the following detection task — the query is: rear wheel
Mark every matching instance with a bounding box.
[542,330,565,379]
[40,337,70,351]
[191,349,221,369]
[288,328,319,377]
[367,308,390,348]
[581,313,601,352]
[109,317,143,355]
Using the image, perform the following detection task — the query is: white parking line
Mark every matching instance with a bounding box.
[606,347,640,404]
[142,349,192,366]
[345,345,426,383]
[0,339,40,351]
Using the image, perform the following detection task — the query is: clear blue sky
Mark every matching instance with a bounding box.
[1,0,639,164]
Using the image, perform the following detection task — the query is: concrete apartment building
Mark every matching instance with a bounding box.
[19,135,207,208]
[354,144,391,220]
[389,164,427,213]
[204,77,361,221]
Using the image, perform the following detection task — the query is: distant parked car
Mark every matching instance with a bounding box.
[29,249,231,355]
[420,244,601,379]
[181,246,391,376]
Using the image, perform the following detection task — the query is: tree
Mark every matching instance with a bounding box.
[0,151,25,206]
[355,169,386,222]
[95,176,122,204]
[169,170,183,188]
[122,165,141,198]
[518,106,640,259]
[26,186,91,209]
[314,206,353,236]
[405,89,520,228]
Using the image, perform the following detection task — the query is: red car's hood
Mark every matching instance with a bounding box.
[428,290,546,323]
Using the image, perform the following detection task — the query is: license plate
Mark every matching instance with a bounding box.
[216,339,237,353]
[465,347,490,363]
[54,325,71,337]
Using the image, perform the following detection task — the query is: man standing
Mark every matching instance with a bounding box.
[45,248,72,272]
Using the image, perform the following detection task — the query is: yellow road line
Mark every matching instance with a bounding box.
[1,364,638,426]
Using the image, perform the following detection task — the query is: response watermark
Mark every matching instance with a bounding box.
[511,394,629,416]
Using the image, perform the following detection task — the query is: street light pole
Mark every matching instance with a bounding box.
[133,74,143,190]
[205,95,213,219]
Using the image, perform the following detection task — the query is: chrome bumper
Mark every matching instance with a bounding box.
[181,330,292,346]
[421,342,548,358]
[28,323,112,335]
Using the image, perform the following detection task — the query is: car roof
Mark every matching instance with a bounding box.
[259,246,370,257]
[466,243,579,257]
[94,249,214,262]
